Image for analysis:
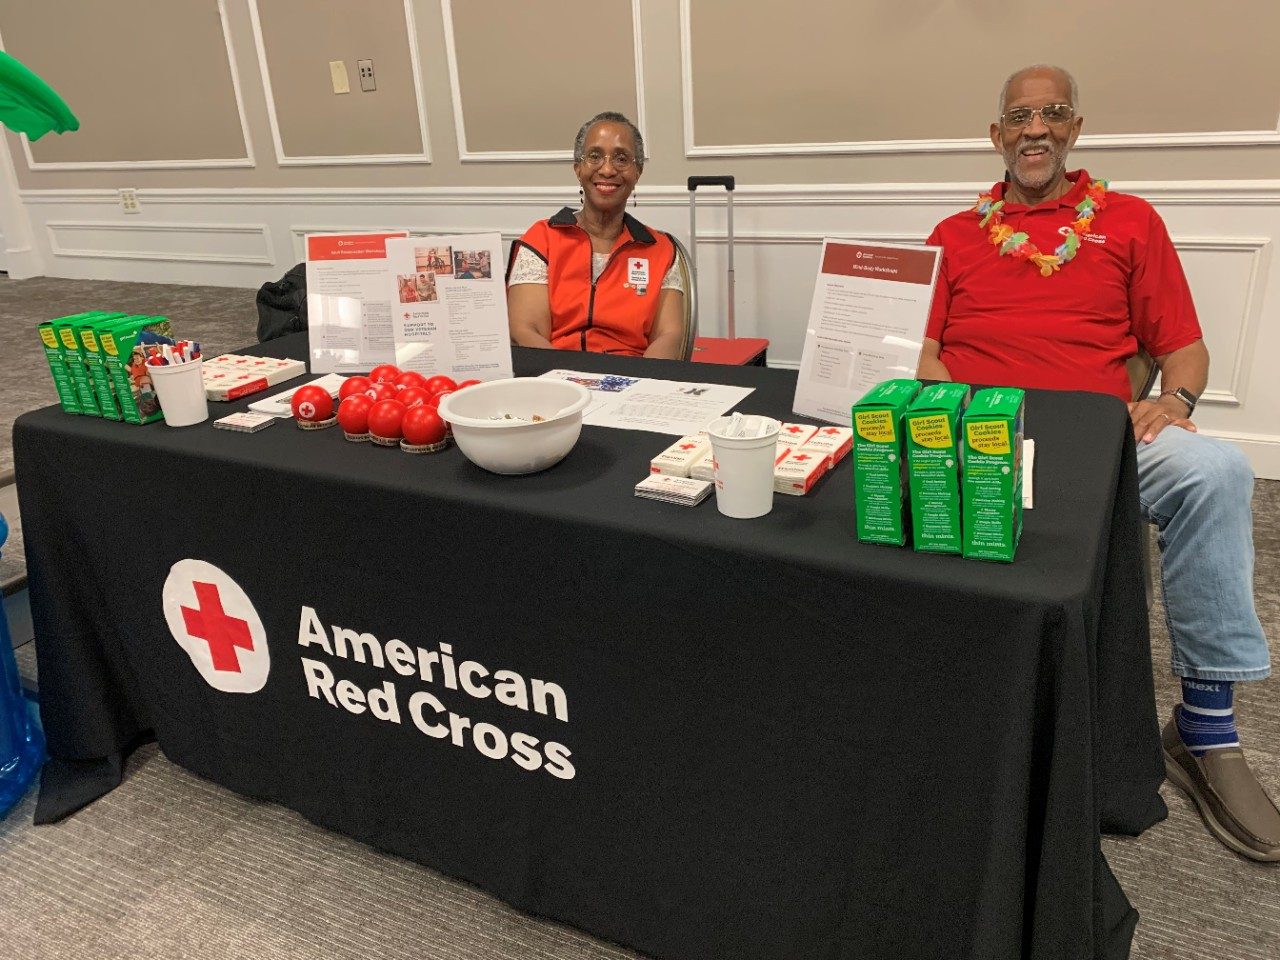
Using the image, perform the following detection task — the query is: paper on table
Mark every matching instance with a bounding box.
[306,232,408,373]
[1023,438,1035,509]
[793,240,941,425]
[248,373,349,418]
[383,234,513,382]
[540,370,753,435]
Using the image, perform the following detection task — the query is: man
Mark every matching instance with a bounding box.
[919,64,1279,861]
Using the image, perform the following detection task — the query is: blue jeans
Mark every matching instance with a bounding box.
[1136,427,1270,681]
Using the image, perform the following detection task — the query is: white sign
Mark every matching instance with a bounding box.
[305,232,409,373]
[792,240,941,425]
[383,234,513,381]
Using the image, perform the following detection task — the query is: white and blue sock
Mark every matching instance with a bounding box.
[1176,679,1238,756]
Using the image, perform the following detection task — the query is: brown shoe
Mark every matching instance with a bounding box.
[1162,710,1280,862]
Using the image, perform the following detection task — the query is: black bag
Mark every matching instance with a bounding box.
[256,262,308,342]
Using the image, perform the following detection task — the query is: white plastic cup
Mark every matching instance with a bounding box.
[706,414,781,519]
[149,358,208,427]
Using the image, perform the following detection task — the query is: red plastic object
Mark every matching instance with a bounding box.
[369,364,401,384]
[367,399,405,440]
[290,385,334,422]
[691,337,769,367]
[338,376,372,402]
[337,394,373,434]
[401,406,447,446]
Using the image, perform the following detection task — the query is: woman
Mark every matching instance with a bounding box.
[507,111,686,359]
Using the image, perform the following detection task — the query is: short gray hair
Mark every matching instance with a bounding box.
[573,111,646,169]
[997,65,1079,119]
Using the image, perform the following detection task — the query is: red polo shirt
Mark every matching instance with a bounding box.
[925,169,1202,402]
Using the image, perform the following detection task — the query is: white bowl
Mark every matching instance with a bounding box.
[436,378,591,475]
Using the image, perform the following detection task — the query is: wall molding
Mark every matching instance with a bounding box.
[247,0,432,167]
[0,0,255,171]
[45,220,274,266]
[677,0,1280,158]
[18,180,1280,208]
[442,0,648,162]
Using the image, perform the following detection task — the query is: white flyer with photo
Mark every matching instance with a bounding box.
[382,234,513,381]
[541,370,753,435]
[792,240,941,425]
[306,232,408,373]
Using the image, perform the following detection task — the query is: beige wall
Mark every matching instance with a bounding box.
[253,0,423,158]
[450,0,637,154]
[0,0,248,164]
[2,0,1279,188]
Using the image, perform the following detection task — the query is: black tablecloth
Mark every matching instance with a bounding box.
[15,334,1166,960]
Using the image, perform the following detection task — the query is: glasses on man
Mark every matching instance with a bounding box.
[580,149,637,170]
[1000,104,1076,128]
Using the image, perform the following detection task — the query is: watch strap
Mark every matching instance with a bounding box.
[1160,388,1197,415]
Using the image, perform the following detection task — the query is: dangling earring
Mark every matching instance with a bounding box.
[632,189,637,209]
[579,187,584,207]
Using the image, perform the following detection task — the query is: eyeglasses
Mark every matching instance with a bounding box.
[579,149,637,170]
[1000,104,1076,128]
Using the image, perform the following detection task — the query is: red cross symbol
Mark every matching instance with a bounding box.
[786,425,805,434]
[633,259,642,269]
[181,581,254,673]
[679,443,697,450]
[822,427,840,434]
[793,453,811,461]
[298,401,316,419]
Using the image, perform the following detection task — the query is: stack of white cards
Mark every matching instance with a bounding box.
[634,474,714,507]
[213,412,276,433]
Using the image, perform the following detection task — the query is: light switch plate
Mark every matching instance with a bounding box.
[357,59,376,92]
[329,60,350,95]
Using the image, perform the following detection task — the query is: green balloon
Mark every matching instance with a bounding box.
[0,50,79,140]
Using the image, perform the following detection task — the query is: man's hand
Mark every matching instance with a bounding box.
[1128,394,1197,444]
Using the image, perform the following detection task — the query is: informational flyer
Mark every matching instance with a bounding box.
[383,234,513,381]
[792,240,941,425]
[306,232,408,373]
[541,369,753,435]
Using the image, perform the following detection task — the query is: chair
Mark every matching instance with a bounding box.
[668,233,699,361]
[1126,346,1159,608]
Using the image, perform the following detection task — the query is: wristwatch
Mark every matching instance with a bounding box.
[1160,387,1198,416]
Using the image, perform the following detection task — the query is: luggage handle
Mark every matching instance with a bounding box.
[687,177,736,339]
[687,176,735,192]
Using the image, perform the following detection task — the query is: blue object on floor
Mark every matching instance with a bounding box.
[0,511,45,819]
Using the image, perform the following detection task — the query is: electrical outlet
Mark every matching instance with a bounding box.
[119,188,140,214]
[329,60,350,95]
[357,59,376,92]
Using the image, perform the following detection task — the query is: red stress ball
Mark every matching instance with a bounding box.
[338,376,372,402]
[401,406,447,446]
[337,394,373,437]
[291,385,334,423]
[397,386,432,409]
[423,374,458,396]
[364,381,399,404]
[367,398,406,444]
[426,389,453,410]
[394,371,429,392]
[368,363,401,384]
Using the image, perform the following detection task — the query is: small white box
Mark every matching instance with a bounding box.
[777,423,819,449]
[773,448,828,496]
[650,435,711,478]
[799,426,854,469]
[690,449,716,482]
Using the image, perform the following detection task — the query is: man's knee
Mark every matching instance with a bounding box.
[1181,434,1254,500]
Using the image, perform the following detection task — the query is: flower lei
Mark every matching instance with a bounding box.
[974,178,1109,277]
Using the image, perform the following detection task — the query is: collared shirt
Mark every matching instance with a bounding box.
[925,169,1203,402]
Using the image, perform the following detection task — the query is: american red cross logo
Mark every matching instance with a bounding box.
[298,401,316,419]
[794,453,811,461]
[679,443,697,450]
[181,581,254,673]
[163,559,270,694]
[632,259,642,269]
[822,427,840,434]
[786,425,805,434]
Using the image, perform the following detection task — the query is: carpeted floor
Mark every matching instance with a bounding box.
[1,277,1277,959]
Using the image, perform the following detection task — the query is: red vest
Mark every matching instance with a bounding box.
[509,208,677,356]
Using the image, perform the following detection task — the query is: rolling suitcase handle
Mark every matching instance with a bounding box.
[688,176,736,340]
